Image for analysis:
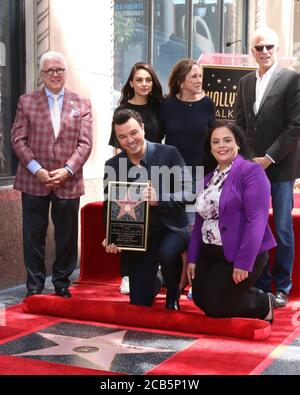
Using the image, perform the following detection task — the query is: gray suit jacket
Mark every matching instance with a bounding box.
[235,66,300,182]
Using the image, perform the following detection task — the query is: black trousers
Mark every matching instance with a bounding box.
[192,244,270,319]
[124,229,186,307]
[22,192,80,291]
[120,254,130,278]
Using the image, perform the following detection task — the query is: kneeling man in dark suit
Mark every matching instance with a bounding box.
[103,109,193,309]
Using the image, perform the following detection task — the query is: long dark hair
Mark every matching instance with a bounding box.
[119,62,163,105]
[203,120,252,174]
[167,58,199,97]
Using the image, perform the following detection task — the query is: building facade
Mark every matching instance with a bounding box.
[0,0,299,289]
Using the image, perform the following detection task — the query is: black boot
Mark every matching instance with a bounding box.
[154,267,163,296]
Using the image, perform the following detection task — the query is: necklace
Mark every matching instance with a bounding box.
[177,91,205,108]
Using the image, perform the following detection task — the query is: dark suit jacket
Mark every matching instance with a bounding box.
[11,88,93,198]
[103,141,193,241]
[235,66,300,182]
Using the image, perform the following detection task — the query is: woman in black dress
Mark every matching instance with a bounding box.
[161,58,215,187]
[160,58,216,293]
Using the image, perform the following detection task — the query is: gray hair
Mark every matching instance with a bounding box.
[39,51,67,73]
[251,27,280,48]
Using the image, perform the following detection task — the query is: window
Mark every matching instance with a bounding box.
[114,0,248,94]
[153,0,188,90]
[223,0,248,54]
[0,0,25,185]
[114,0,149,105]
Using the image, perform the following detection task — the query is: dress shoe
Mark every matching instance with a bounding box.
[166,299,180,310]
[264,292,276,323]
[250,287,265,295]
[55,287,72,298]
[274,291,288,308]
[165,288,181,311]
[25,290,41,297]
[154,268,163,295]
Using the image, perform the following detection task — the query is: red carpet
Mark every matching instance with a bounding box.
[24,201,276,341]
[78,202,120,285]
[0,199,299,375]
[0,326,24,341]
[23,286,271,341]
[24,201,300,342]
[1,294,300,375]
[78,201,300,298]
[0,354,115,375]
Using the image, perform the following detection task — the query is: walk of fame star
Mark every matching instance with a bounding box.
[14,330,173,372]
[0,322,196,374]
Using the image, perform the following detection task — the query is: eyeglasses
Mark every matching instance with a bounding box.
[254,45,275,52]
[43,68,65,76]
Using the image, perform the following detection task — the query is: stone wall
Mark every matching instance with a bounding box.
[0,187,54,289]
[0,178,101,290]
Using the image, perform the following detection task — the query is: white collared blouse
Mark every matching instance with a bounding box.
[195,164,232,246]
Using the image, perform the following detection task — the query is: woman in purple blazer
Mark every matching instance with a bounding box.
[187,120,277,322]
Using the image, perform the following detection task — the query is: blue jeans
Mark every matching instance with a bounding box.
[255,181,294,294]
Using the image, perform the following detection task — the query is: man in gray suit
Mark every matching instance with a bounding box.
[236,27,300,307]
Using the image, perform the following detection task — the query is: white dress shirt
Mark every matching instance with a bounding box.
[254,62,278,115]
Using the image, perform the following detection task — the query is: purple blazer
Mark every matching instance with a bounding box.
[187,155,277,272]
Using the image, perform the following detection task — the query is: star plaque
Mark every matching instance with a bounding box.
[106,181,150,251]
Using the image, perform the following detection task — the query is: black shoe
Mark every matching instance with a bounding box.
[55,288,72,298]
[250,287,265,295]
[275,291,288,308]
[165,287,180,310]
[25,290,41,297]
[166,300,180,310]
[154,268,163,295]
[264,292,276,323]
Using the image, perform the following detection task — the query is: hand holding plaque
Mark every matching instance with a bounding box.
[106,181,150,251]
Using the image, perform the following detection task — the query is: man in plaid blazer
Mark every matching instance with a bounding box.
[11,51,93,298]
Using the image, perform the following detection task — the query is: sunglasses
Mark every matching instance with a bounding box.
[254,44,275,52]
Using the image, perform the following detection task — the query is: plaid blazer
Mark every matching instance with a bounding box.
[11,88,93,199]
